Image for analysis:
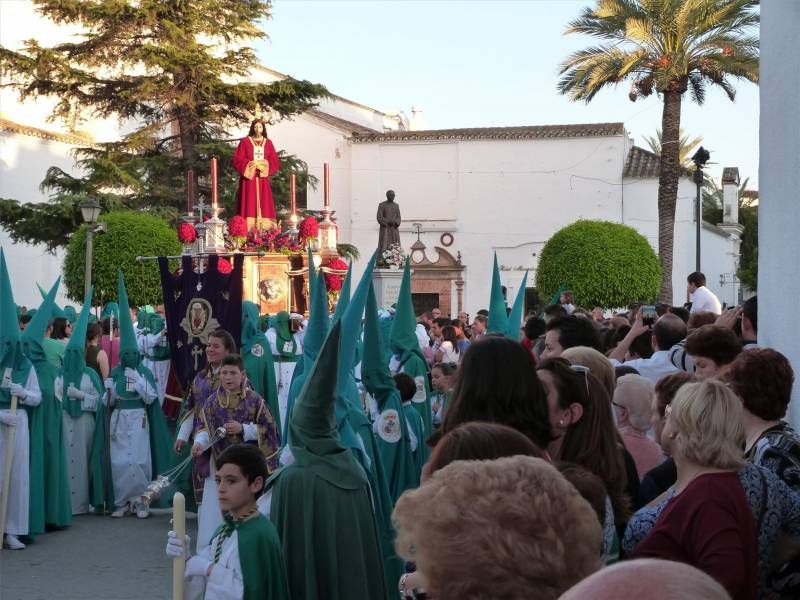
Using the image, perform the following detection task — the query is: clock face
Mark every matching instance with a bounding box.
[412,249,425,264]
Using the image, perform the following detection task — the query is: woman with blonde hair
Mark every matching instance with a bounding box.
[561,346,615,399]
[393,456,602,600]
[626,379,800,599]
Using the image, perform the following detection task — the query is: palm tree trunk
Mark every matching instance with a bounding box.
[657,90,683,303]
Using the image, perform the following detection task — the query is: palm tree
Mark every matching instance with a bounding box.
[558,0,759,302]
[644,128,704,169]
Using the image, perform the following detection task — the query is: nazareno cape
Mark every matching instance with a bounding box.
[241,300,280,432]
[21,276,72,529]
[89,271,172,510]
[389,258,432,438]
[266,321,387,600]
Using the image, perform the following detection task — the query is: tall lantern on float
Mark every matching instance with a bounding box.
[318,161,339,260]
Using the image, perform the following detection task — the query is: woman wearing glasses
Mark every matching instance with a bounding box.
[536,358,631,562]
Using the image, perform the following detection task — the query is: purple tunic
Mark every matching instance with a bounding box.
[192,387,281,501]
[183,369,221,501]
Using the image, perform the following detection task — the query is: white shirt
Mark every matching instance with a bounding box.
[610,350,679,384]
[689,286,722,315]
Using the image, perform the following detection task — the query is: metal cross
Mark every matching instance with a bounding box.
[412,222,423,243]
[191,345,204,370]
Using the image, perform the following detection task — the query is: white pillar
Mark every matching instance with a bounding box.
[760,2,800,427]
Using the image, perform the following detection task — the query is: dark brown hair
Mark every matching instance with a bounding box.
[684,324,742,365]
[426,422,546,476]
[248,118,267,137]
[441,325,460,353]
[726,348,795,421]
[536,358,630,524]
[654,371,694,417]
[555,461,608,526]
[441,336,551,449]
[687,271,706,287]
[687,311,717,330]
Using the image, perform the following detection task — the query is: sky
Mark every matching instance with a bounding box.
[258,0,760,187]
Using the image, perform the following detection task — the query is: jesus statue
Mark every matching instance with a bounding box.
[232,118,281,230]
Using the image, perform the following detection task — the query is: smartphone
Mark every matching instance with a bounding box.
[641,305,657,327]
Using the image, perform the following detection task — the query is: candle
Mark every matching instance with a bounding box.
[187,169,194,214]
[210,157,218,209]
[172,492,186,600]
[323,162,330,209]
[290,174,296,215]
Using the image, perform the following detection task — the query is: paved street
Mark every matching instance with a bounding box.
[0,509,189,600]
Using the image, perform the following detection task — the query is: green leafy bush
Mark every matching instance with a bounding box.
[535,220,661,309]
[63,211,181,305]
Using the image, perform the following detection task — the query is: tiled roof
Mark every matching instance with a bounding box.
[722,167,740,184]
[623,145,692,179]
[306,109,379,135]
[742,190,759,200]
[351,122,625,143]
[0,117,92,145]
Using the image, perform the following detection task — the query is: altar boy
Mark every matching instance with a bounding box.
[166,443,289,600]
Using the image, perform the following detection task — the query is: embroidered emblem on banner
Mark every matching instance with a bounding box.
[377,409,402,443]
[180,298,221,344]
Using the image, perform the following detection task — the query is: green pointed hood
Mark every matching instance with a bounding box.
[37,281,67,319]
[101,302,119,321]
[389,259,425,366]
[487,253,509,335]
[336,252,377,411]
[62,287,94,389]
[0,249,32,403]
[330,262,352,326]
[289,320,367,488]
[149,313,165,334]
[307,243,317,299]
[116,270,140,369]
[362,281,395,403]
[505,271,528,340]
[21,276,60,365]
[303,270,330,363]
[136,308,151,332]
[63,306,78,324]
[241,301,263,354]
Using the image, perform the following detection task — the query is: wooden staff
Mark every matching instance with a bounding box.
[172,491,186,599]
[0,394,18,545]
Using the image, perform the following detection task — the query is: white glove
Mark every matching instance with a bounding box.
[165,530,191,559]
[8,383,27,400]
[185,555,212,578]
[124,368,145,386]
[0,413,18,427]
[104,378,114,390]
[66,384,85,400]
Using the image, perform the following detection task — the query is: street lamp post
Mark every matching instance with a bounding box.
[79,198,103,299]
[691,147,711,272]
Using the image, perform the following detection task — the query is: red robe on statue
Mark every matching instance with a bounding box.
[232,136,280,223]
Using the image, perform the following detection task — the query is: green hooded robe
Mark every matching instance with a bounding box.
[89,271,172,510]
[0,249,44,538]
[241,301,280,432]
[21,277,73,529]
[389,259,432,439]
[267,321,387,600]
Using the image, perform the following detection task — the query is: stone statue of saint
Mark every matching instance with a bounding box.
[377,190,401,254]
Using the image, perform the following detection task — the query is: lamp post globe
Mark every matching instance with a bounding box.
[79,198,102,298]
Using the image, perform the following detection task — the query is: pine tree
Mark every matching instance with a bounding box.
[0,0,327,251]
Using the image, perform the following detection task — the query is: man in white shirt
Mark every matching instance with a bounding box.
[608,313,687,384]
[687,272,722,315]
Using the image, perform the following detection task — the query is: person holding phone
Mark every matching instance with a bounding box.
[608,313,688,384]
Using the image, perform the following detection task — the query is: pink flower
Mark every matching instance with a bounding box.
[178,222,197,243]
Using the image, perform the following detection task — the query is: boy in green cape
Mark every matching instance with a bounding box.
[89,271,172,517]
[166,443,289,600]
[265,321,387,599]
[21,277,73,529]
[0,248,44,549]
[389,259,432,438]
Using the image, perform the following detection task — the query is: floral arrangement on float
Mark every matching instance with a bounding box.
[321,257,349,308]
[377,243,406,269]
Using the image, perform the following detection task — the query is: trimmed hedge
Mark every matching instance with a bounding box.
[63,211,181,305]
[535,220,661,309]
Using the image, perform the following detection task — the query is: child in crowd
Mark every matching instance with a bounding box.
[430,362,457,427]
[166,443,289,600]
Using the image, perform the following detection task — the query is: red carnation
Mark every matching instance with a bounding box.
[217,257,233,274]
[178,222,197,243]
[228,215,248,238]
[298,216,319,240]
[323,258,348,292]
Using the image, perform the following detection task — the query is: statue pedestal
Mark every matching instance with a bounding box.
[373,268,404,308]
